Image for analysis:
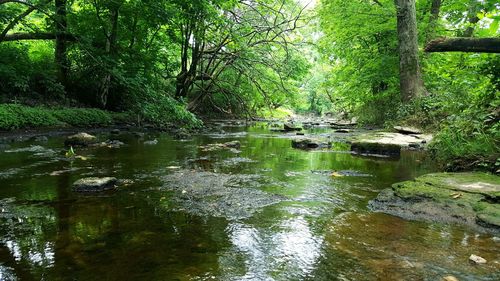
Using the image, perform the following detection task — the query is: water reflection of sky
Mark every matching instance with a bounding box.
[5,240,54,267]
[226,216,322,280]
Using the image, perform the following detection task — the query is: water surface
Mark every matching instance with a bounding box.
[0,123,498,280]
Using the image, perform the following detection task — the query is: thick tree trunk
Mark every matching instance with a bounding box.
[394,0,424,102]
[425,37,500,53]
[55,0,69,88]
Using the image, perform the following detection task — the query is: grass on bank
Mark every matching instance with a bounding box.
[0,102,202,131]
[0,104,120,130]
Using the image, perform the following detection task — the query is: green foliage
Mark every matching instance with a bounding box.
[0,104,61,130]
[52,108,113,127]
[141,96,202,129]
[428,92,500,172]
[0,104,123,130]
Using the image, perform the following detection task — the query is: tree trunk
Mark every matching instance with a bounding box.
[394,0,424,102]
[462,1,481,37]
[98,5,119,108]
[425,37,500,53]
[54,0,69,88]
[424,0,441,44]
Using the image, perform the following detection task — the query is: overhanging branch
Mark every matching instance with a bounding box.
[425,37,500,53]
[1,32,76,42]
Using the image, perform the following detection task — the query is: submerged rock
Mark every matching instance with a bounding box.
[161,170,285,219]
[350,132,432,156]
[73,177,118,192]
[32,135,49,142]
[65,132,97,147]
[92,140,125,149]
[199,140,241,151]
[394,126,422,135]
[369,172,500,232]
[292,138,331,150]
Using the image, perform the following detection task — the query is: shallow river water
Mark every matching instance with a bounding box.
[0,122,498,281]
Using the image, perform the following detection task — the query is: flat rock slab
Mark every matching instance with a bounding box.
[350,132,432,156]
[73,177,118,192]
[292,138,331,150]
[369,172,500,232]
[394,126,422,135]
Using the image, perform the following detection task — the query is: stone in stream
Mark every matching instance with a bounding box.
[394,126,422,135]
[369,172,500,232]
[73,177,118,192]
[350,132,432,156]
[469,254,487,264]
[283,123,302,132]
[292,138,331,150]
[92,140,125,149]
[199,140,241,151]
[31,135,49,142]
[64,132,97,147]
[330,120,357,128]
[224,140,241,149]
[144,139,158,145]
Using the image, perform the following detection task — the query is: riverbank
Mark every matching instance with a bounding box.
[0,104,133,131]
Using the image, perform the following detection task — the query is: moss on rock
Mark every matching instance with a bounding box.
[369,172,500,232]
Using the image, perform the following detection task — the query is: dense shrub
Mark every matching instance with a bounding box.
[141,95,202,130]
[0,104,117,130]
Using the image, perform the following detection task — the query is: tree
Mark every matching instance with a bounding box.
[394,0,425,102]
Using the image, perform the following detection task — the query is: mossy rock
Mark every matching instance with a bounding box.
[369,172,500,232]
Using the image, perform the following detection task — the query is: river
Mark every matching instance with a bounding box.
[0,121,498,280]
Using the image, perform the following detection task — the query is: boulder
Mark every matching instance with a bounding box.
[394,126,422,135]
[65,133,97,147]
[144,139,158,145]
[73,177,118,192]
[292,138,331,150]
[284,123,302,132]
[224,140,241,149]
[469,254,487,264]
[350,132,432,156]
[369,172,500,232]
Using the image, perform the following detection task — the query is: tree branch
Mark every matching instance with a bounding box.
[1,32,76,42]
[425,37,500,53]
